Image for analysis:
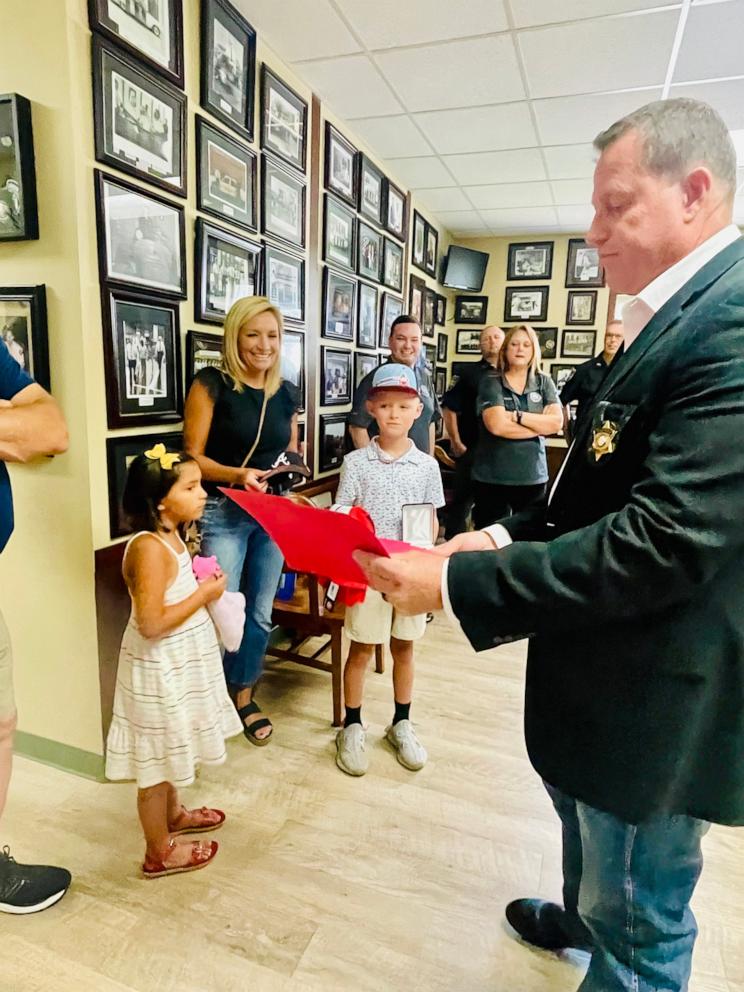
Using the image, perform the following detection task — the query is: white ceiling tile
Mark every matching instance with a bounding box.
[334,0,508,49]
[466,181,554,209]
[297,55,402,118]
[442,149,547,184]
[735,199,744,225]
[556,205,596,232]
[510,0,675,29]
[550,178,594,205]
[518,10,678,99]
[436,210,492,234]
[669,78,744,132]
[533,88,661,145]
[416,187,473,211]
[375,35,524,113]
[236,0,360,61]
[415,103,538,154]
[738,167,744,192]
[543,144,598,180]
[674,0,744,82]
[385,156,456,188]
[348,115,432,157]
[481,206,560,229]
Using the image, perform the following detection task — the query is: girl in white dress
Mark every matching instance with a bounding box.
[105,443,242,878]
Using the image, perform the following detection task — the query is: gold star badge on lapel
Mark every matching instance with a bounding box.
[591,421,619,461]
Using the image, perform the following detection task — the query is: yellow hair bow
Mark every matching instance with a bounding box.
[144,443,181,470]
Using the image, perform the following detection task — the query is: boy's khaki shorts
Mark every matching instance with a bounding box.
[0,608,15,720]
[344,588,427,645]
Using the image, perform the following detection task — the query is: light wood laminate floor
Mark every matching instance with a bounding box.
[3,617,744,991]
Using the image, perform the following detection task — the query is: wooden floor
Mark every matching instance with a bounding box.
[4,616,744,992]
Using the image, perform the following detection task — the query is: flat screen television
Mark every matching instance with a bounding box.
[441,245,489,292]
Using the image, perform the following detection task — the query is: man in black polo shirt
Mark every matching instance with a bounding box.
[560,319,624,437]
[441,325,504,537]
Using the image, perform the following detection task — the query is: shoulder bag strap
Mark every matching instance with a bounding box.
[231,389,270,486]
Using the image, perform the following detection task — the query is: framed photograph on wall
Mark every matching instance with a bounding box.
[435,294,446,326]
[424,342,435,367]
[456,328,481,354]
[92,37,187,198]
[322,267,355,341]
[95,170,186,297]
[379,292,402,347]
[323,194,355,272]
[89,0,184,87]
[561,329,597,358]
[0,93,38,242]
[186,328,222,388]
[200,0,256,140]
[195,217,262,324]
[107,430,183,538]
[321,346,352,406]
[357,222,383,283]
[423,287,436,338]
[408,273,425,325]
[356,282,378,350]
[507,241,553,281]
[535,326,558,360]
[264,243,304,323]
[436,332,448,364]
[354,350,378,388]
[358,154,384,226]
[455,295,488,324]
[260,65,307,173]
[382,238,403,293]
[550,363,578,392]
[319,413,347,472]
[196,116,256,230]
[434,367,447,399]
[0,285,49,391]
[102,287,183,429]
[385,179,407,242]
[261,154,305,248]
[425,224,439,278]
[281,327,305,411]
[566,290,597,326]
[565,238,604,288]
[324,122,357,207]
[504,286,549,323]
[412,210,426,272]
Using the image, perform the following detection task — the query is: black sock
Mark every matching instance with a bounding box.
[393,701,410,725]
[344,706,362,728]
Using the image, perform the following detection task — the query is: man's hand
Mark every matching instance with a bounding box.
[451,439,467,458]
[432,531,496,557]
[354,549,445,615]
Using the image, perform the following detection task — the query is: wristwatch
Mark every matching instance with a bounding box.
[516,409,523,424]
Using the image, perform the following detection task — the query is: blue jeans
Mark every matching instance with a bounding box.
[545,783,710,992]
[200,495,284,689]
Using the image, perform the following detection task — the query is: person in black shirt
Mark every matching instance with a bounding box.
[560,320,624,437]
[441,326,503,537]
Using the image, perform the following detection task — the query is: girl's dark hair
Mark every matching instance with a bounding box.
[122,450,195,532]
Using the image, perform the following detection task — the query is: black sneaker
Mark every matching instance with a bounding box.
[0,846,71,915]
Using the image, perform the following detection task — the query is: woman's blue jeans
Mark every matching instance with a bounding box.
[200,495,284,689]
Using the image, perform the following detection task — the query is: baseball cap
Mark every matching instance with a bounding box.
[367,362,420,398]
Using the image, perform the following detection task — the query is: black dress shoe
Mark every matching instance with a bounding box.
[505,898,593,951]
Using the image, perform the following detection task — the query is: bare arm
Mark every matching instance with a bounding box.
[0,384,68,463]
[429,421,435,456]
[482,405,538,440]
[287,413,299,453]
[350,425,371,450]
[442,408,466,455]
[520,404,563,435]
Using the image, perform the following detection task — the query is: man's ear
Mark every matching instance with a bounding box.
[681,166,713,220]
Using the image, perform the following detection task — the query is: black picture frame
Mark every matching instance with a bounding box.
[565,238,604,288]
[281,326,305,412]
[357,221,383,283]
[358,154,384,226]
[106,429,183,539]
[354,350,378,388]
[535,326,558,360]
[261,153,306,248]
[385,178,407,242]
[561,329,597,358]
[0,285,49,391]
[318,413,347,472]
[260,65,307,173]
[379,292,402,347]
[455,295,488,324]
[434,366,447,398]
[196,115,257,230]
[566,290,597,326]
[504,286,549,323]
[456,328,481,354]
[324,122,357,207]
[186,328,222,389]
[382,237,403,293]
[408,273,425,326]
[0,93,38,242]
[412,210,427,272]
[507,241,554,281]
[92,36,187,198]
[321,346,352,406]
[424,342,435,368]
[322,267,355,341]
[200,0,256,140]
[436,332,448,364]
[425,223,439,278]
[94,169,186,298]
[356,281,378,350]
[195,216,262,324]
[323,193,355,272]
[550,363,578,392]
[264,243,304,323]
[423,287,437,339]
[435,294,446,326]
[88,0,184,87]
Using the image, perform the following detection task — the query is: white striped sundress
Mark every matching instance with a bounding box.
[105,532,242,789]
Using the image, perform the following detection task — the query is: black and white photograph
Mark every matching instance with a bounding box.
[379,292,402,347]
[323,194,355,272]
[356,282,378,350]
[0,285,49,391]
[383,238,403,293]
[455,295,488,324]
[566,238,604,287]
[437,332,448,364]
[355,350,378,388]
[103,287,183,429]
[322,268,355,341]
[561,329,597,358]
[535,326,558,360]
[264,243,304,322]
[261,65,307,173]
[566,289,597,325]
[195,217,261,324]
[357,222,383,283]
[456,329,482,354]
[319,413,347,472]
[435,294,446,326]
[424,342,435,368]
[322,346,352,406]
[504,286,549,323]
[324,122,357,207]
[358,154,383,226]
[385,179,406,241]
[507,241,554,281]
[95,170,185,296]
[435,367,447,399]
[107,430,183,538]
[196,116,256,230]
[262,154,305,248]
[423,287,436,339]
[89,0,184,86]
[0,93,38,242]
[550,363,578,392]
[281,327,305,411]
[412,210,426,271]
[425,224,439,277]
[408,274,425,325]
[93,38,187,197]
[186,329,222,387]
[200,0,256,140]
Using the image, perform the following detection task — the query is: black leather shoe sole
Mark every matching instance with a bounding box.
[505,898,592,951]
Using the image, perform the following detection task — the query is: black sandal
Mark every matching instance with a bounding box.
[237,700,273,747]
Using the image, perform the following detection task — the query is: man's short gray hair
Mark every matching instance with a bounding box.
[594,98,737,198]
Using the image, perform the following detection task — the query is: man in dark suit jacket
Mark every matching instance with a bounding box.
[356,98,744,992]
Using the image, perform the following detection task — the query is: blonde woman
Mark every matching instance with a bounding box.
[471,324,562,529]
[184,297,300,745]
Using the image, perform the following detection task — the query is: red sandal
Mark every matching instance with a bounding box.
[169,805,226,836]
[143,839,218,879]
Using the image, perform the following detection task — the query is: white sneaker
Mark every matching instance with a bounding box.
[385,720,427,771]
[335,723,369,776]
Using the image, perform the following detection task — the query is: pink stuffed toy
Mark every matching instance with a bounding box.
[192,555,246,653]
